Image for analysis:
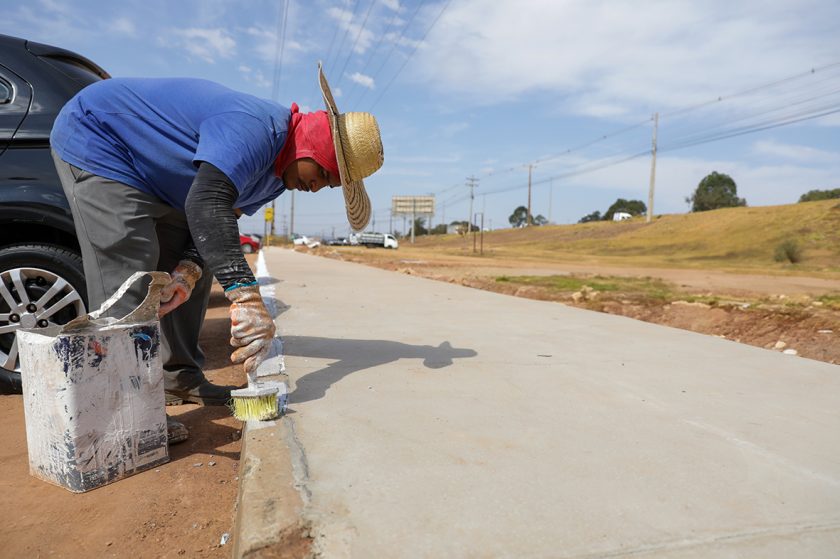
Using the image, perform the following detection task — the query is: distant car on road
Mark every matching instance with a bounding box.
[240,234,260,253]
[325,237,349,246]
[0,33,110,392]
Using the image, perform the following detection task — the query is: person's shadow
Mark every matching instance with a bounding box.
[280,335,477,404]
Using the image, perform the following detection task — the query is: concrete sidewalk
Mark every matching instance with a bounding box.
[235,247,840,558]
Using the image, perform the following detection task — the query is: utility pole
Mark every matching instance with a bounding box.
[526,164,533,226]
[466,176,478,236]
[647,112,659,223]
[289,191,295,240]
[411,198,416,244]
[270,200,276,238]
[472,213,477,253]
[480,212,485,255]
[263,204,269,246]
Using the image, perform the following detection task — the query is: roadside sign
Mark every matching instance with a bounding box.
[392,196,435,216]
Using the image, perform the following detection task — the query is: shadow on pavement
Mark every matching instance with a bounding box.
[280,336,478,404]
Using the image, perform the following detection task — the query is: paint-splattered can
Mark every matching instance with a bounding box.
[18,272,170,492]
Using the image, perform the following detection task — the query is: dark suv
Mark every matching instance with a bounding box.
[0,34,109,392]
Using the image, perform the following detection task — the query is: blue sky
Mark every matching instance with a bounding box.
[5,0,839,237]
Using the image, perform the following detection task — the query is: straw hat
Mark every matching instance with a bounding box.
[319,62,384,231]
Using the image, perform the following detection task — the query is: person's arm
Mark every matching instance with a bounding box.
[158,233,205,318]
[184,162,254,289]
[181,161,275,372]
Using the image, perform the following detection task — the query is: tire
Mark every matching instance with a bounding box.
[0,244,88,394]
[241,243,254,254]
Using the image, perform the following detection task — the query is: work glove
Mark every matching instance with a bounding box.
[226,284,275,374]
[158,260,203,318]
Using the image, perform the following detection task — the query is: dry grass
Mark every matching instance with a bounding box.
[399,200,840,275]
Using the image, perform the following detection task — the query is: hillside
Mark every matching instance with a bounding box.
[408,199,840,275]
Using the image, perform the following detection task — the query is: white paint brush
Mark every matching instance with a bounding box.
[230,338,288,421]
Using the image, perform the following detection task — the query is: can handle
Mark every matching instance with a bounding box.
[61,271,171,332]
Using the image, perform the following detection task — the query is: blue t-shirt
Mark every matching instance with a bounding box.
[50,78,290,215]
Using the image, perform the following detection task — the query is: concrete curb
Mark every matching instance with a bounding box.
[232,250,311,558]
[232,419,311,558]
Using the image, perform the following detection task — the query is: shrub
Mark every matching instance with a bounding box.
[774,239,803,264]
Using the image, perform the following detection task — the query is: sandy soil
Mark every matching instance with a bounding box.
[316,246,840,365]
[1,282,247,558]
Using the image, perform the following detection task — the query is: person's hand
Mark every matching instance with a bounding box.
[158,260,202,318]
[225,284,275,374]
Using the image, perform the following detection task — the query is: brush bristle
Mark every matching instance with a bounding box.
[230,393,279,421]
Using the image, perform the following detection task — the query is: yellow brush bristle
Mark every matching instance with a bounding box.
[230,393,279,421]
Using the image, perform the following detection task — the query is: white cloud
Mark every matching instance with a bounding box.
[239,65,270,88]
[169,27,235,63]
[381,0,403,12]
[349,72,375,89]
[110,17,137,37]
[244,25,306,63]
[328,7,375,54]
[752,140,837,163]
[413,0,839,115]
[384,31,422,49]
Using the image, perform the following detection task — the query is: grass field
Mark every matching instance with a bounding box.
[403,199,840,275]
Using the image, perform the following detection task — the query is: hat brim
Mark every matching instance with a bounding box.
[319,62,371,232]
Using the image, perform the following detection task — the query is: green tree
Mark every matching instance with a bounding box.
[508,206,547,227]
[430,224,448,235]
[508,206,528,227]
[578,210,602,223]
[603,199,646,220]
[687,172,746,212]
[799,188,840,203]
[411,217,428,236]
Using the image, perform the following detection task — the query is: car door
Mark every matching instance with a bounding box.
[0,63,31,158]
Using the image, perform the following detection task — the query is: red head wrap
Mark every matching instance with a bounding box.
[274,103,340,180]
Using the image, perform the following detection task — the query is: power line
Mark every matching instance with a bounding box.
[368,0,453,112]
[325,0,362,75]
[345,6,404,107]
[270,0,290,102]
[336,0,377,91]
[354,0,426,108]
[659,60,840,119]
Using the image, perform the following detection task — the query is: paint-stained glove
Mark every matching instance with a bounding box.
[158,260,203,318]
[225,284,275,373]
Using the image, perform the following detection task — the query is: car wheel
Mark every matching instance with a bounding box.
[241,243,254,254]
[0,244,88,394]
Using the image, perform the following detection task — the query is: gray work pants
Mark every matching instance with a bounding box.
[52,151,213,390]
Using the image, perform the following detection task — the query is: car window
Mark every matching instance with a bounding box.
[40,56,102,86]
[0,80,10,104]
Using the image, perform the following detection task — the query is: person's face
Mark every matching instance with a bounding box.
[283,157,340,193]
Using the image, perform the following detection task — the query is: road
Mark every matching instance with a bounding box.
[256,247,840,558]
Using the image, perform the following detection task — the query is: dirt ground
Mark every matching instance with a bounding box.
[316,246,840,365]
[1,281,247,558]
